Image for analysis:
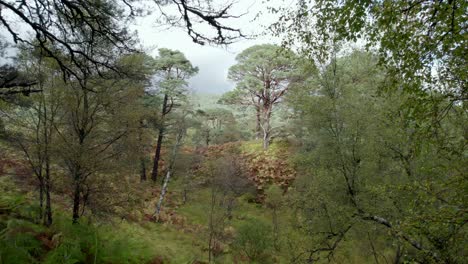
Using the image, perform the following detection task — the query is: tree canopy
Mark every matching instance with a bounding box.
[220,44,311,149]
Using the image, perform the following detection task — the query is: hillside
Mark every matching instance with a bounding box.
[0,141,304,263]
[1,2,466,263]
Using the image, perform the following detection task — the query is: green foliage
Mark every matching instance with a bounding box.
[233,219,273,263]
[151,48,198,97]
[0,177,25,215]
[220,44,313,148]
[42,217,149,264]
[1,1,466,261]
[191,107,243,146]
[264,185,283,210]
[0,216,157,264]
[274,0,466,101]
[0,180,44,264]
[0,220,44,264]
[287,50,467,263]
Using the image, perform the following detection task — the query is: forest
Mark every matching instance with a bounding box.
[0,0,466,263]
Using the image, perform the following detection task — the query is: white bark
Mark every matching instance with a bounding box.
[153,127,184,221]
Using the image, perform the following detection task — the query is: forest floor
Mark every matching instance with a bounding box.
[0,141,296,263]
[0,140,383,263]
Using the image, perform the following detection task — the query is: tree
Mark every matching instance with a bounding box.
[272,0,466,101]
[56,53,150,223]
[154,108,190,221]
[155,0,246,45]
[233,219,273,262]
[1,50,64,226]
[221,44,309,149]
[122,55,157,183]
[273,3,467,260]
[0,0,245,93]
[149,48,198,182]
[0,65,39,96]
[202,154,254,262]
[288,50,467,263]
[0,0,135,85]
[194,108,239,146]
[132,98,154,183]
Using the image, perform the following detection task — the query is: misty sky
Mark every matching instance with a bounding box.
[132,0,284,94]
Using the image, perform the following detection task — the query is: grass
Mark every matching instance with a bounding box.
[0,165,380,264]
[0,140,371,264]
[115,221,206,263]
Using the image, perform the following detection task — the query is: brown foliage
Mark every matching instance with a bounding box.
[193,142,296,194]
[0,154,32,182]
[242,151,296,190]
[35,231,60,251]
[148,256,165,264]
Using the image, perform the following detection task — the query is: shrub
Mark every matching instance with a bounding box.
[233,219,272,263]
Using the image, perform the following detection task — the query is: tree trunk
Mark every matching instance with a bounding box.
[43,156,52,226]
[151,93,169,182]
[394,243,402,264]
[151,126,164,182]
[72,172,81,224]
[140,158,147,182]
[72,86,87,223]
[205,130,210,146]
[154,129,183,220]
[155,170,171,221]
[182,189,188,204]
[44,183,52,226]
[38,177,44,221]
[263,129,270,150]
[208,185,217,263]
[262,106,272,150]
[255,107,261,140]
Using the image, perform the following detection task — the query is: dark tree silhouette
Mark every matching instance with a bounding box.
[0,0,244,92]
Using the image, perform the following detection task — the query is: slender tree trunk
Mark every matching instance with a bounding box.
[208,231,214,263]
[152,126,164,182]
[263,129,270,150]
[154,129,184,221]
[255,107,261,140]
[38,177,44,221]
[182,189,188,204]
[72,86,88,223]
[262,106,272,150]
[72,171,81,224]
[81,185,89,217]
[151,93,169,182]
[155,170,171,221]
[394,243,402,264]
[44,182,52,226]
[208,185,217,263]
[260,78,273,150]
[43,100,53,226]
[367,232,380,264]
[44,156,52,226]
[205,130,210,146]
[140,158,147,182]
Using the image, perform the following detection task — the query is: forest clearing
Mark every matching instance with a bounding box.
[0,0,466,263]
